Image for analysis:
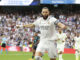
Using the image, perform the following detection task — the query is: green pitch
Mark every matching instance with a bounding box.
[0,51,79,60]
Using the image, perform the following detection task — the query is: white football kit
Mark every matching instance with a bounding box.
[33,16,58,58]
[74,36,80,50]
[57,33,67,53]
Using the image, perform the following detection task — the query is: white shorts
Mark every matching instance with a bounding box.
[36,40,57,58]
[57,43,65,53]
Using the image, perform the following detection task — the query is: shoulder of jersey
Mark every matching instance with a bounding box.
[37,17,43,20]
[49,16,57,21]
[49,16,56,19]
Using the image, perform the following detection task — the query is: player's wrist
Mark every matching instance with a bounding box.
[23,25,26,27]
[66,26,71,31]
[16,25,23,28]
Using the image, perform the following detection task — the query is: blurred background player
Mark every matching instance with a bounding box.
[74,33,80,60]
[16,7,69,60]
[31,32,40,60]
[57,29,67,60]
[0,35,8,54]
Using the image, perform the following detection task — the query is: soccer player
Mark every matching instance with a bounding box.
[16,7,68,60]
[57,29,67,60]
[74,33,80,60]
[0,35,8,54]
[31,32,40,60]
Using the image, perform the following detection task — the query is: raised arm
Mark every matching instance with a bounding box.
[16,24,35,28]
[16,18,40,28]
[23,24,35,28]
[57,22,67,29]
[54,20,67,29]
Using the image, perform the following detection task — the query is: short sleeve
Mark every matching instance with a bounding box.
[50,17,57,23]
[52,18,60,25]
[33,18,40,26]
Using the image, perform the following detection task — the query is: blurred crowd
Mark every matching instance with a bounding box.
[0,11,80,49]
[0,13,38,47]
[58,14,80,48]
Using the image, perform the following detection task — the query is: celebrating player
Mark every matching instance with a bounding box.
[16,7,69,60]
[74,33,80,60]
[57,29,67,60]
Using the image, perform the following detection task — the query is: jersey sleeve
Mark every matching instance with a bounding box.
[51,17,57,23]
[51,17,60,25]
[33,18,40,27]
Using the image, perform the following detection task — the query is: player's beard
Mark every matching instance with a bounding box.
[42,15,48,20]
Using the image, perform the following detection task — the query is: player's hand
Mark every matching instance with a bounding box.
[16,25,22,28]
[66,26,71,31]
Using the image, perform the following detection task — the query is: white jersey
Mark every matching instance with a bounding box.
[74,36,80,44]
[33,16,57,41]
[57,33,67,44]
[57,33,67,52]
[74,36,80,50]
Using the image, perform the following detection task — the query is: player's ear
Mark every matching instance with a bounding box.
[48,11,50,15]
[49,11,50,14]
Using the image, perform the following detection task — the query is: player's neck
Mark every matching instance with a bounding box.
[43,17,48,20]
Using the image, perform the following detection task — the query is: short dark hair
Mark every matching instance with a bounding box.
[42,7,49,11]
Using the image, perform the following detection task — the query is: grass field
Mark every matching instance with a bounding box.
[0,51,79,60]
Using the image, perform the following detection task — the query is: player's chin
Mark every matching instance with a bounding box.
[43,16,48,19]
